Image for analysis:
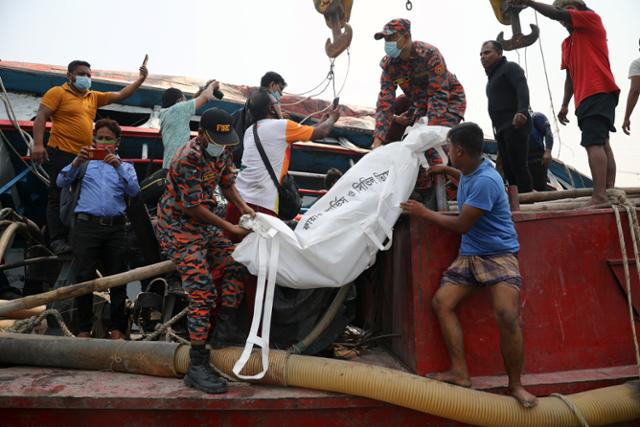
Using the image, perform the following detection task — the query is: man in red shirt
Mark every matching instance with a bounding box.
[510,0,619,206]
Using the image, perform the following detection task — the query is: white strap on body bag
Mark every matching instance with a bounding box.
[232,224,279,380]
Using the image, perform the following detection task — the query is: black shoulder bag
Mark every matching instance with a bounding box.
[252,123,302,220]
[59,161,90,228]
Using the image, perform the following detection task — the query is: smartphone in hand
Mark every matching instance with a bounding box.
[332,97,340,109]
[90,148,108,160]
[142,54,149,67]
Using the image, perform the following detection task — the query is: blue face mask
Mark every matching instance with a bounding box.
[73,75,91,91]
[205,142,225,158]
[271,91,282,103]
[384,41,402,58]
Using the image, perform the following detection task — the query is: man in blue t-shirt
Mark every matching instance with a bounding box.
[401,122,537,408]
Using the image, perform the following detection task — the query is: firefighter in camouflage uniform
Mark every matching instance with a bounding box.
[156,108,255,394]
[371,18,467,157]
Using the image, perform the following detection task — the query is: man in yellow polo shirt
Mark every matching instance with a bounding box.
[32,59,148,254]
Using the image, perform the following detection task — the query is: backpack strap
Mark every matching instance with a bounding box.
[69,161,89,194]
[78,161,89,180]
[73,161,90,196]
[65,161,90,228]
[252,123,281,190]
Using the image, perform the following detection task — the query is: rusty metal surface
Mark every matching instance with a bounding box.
[0,346,414,411]
[0,367,352,410]
[0,406,466,427]
[0,365,637,427]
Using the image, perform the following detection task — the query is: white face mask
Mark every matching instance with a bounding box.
[203,131,226,157]
[205,142,225,158]
[73,75,92,91]
[384,40,402,58]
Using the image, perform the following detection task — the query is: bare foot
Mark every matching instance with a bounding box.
[510,385,538,408]
[580,196,609,209]
[426,371,472,388]
[77,332,91,338]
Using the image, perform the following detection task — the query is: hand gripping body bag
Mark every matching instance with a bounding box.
[231,124,450,379]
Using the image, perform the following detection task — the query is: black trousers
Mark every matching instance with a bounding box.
[496,125,533,194]
[71,218,128,333]
[528,160,549,192]
[44,147,77,242]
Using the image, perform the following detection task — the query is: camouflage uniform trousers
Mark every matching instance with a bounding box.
[161,230,246,343]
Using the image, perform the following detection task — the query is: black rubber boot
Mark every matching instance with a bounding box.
[183,345,227,394]
[208,306,248,349]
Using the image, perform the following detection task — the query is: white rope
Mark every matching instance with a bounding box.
[610,189,640,379]
[624,202,640,379]
[283,64,335,98]
[550,393,590,427]
[279,78,333,107]
[0,128,44,181]
[298,100,335,125]
[297,49,352,125]
[533,12,578,189]
[280,59,336,107]
[534,11,566,162]
[336,49,352,97]
[0,76,50,185]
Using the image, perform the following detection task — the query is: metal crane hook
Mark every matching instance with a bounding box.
[496,4,539,51]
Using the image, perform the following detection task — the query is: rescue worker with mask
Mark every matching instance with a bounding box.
[371,18,466,153]
[156,108,255,394]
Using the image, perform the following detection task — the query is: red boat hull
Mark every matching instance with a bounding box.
[0,366,637,427]
[1,208,639,426]
[374,209,640,378]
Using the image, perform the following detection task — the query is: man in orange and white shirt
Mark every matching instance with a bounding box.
[229,90,339,221]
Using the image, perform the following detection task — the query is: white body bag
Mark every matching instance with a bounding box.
[231,124,450,379]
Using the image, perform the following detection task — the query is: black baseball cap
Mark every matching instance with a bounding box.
[199,108,239,146]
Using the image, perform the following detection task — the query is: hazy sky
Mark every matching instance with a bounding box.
[1,0,638,185]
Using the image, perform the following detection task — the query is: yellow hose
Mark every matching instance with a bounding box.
[205,347,640,427]
[3,335,639,427]
[0,222,20,262]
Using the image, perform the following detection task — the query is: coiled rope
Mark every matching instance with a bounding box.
[141,306,188,342]
[0,309,74,337]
